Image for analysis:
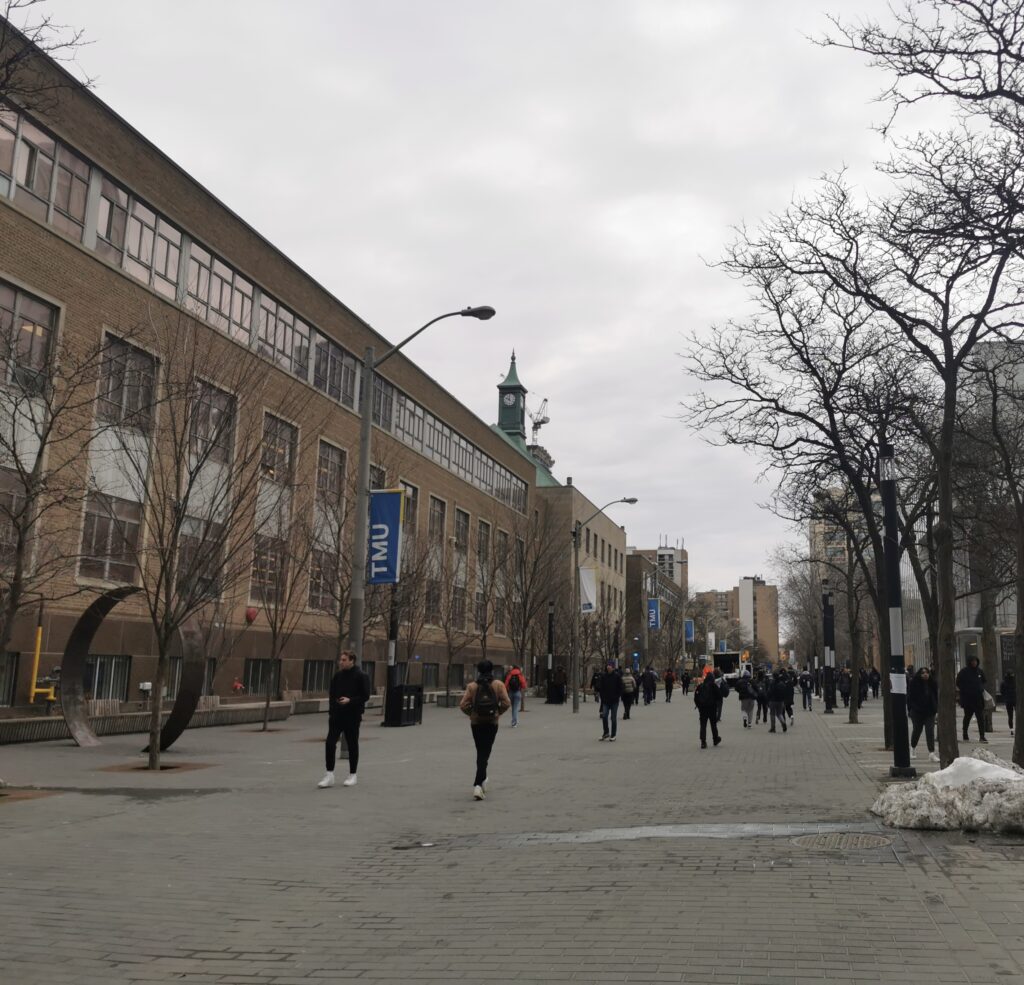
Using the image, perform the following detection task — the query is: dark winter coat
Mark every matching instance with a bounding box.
[694,678,719,713]
[906,671,938,718]
[956,663,987,707]
[597,670,624,705]
[768,677,789,703]
[329,666,372,720]
[1002,673,1017,708]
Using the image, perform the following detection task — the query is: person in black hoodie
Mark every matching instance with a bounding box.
[318,650,372,788]
[1002,671,1016,736]
[768,673,788,733]
[956,655,988,743]
[596,661,624,741]
[906,666,939,761]
[694,673,722,748]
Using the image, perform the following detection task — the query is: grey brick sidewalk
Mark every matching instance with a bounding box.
[1,691,1023,983]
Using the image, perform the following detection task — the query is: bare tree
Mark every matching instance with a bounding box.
[0,299,123,686]
[94,307,316,767]
[0,1,91,112]
[505,507,562,669]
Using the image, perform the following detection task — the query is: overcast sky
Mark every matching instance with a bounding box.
[46,0,898,593]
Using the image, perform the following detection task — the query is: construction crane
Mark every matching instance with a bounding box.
[528,398,550,443]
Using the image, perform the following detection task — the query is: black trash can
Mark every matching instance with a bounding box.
[383,684,423,726]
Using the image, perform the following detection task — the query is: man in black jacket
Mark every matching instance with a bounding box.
[907,667,939,761]
[318,650,372,788]
[956,655,988,743]
[694,673,722,748]
[596,661,624,741]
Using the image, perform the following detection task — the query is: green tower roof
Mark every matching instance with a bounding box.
[499,351,524,390]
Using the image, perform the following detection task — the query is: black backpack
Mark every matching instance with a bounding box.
[507,673,521,693]
[473,678,499,720]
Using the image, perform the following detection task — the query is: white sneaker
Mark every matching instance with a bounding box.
[929,752,940,762]
[910,747,917,759]
[482,778,489,792]
[317,772,335,788]
[342,774,357,787]
[473,785,485,800]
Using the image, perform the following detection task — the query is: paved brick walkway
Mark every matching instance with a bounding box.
[2,689,1023,983]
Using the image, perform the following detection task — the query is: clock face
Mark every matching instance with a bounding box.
[503,393,516,407]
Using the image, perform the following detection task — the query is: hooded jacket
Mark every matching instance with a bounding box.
[906,670,938,718]
[956,661,987,707]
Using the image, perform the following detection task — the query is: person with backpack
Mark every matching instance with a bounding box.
[768,673,789,734]
[736,674,756,728]
[621,667,637,719]
[459,659,511,800]
[504,665,528,728]
[693,672,722,748]
[799,669,813,711]
[596,660,624,741]
[317,650,372,789]
[754,673,769,724]
[663,668,676,702]
[680,670,691,696]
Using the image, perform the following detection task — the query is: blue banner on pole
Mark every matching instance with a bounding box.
[719,640,727,652]
[647,598,661,631]
[367,489,404,584]
[685,619,694,643]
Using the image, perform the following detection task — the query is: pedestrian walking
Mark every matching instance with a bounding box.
[907,666,939,761]
[838,669,851,708]
[768,673,788,734]
[783,670,796,725]
[713,669,729,723]
[680,671,691,696]
[1003,671,1016,736]
[504,664,527,728]
[642,666,657,705]
[317,650,372,789]
[694,673,722,748]
[597,660,624,741]
[754,673,768,724]
[621,667,637,719]
[736,674,756,728]
[869,667,881,699]
[664,668,675,702]
[459,659,511,800]
[956,655,988,743]
[799,668,813,711]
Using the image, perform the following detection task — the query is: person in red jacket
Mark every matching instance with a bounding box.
[504,665,528,727]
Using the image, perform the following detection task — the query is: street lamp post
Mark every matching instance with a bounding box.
[879,439,916,778]
[347,306,496,674]
[570,497,637,713]
[822,579,836,714]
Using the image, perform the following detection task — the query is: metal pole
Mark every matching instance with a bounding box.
[347,345,375,663]
[822,585,835,714]
[571,520,581,713]
[880,440,916,778]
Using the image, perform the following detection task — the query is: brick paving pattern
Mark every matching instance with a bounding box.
[2,690,1023,983]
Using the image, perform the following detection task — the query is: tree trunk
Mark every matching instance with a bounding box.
[935,385,960,768]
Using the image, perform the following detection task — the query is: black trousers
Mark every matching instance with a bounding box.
[665,685,673,702]
[910,711,935,752]
[963,700,986,739]
[1008,702,1016,731]
[622,693,634,718]
[325,714,361,773]
[756,697,768,721]
[699,709,719,745]
[471,722,498,786]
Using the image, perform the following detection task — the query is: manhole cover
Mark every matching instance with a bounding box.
[791,833,893,851]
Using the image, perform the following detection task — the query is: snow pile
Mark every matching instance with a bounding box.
[871,753,1024,833]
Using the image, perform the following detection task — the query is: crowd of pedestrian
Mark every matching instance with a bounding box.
[314,647,1019,801]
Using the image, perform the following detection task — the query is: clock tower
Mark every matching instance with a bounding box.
[497,351,527,439]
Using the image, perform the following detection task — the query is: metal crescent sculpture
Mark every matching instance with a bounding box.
[60,586,206,751]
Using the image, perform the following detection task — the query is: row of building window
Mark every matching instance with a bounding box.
[0,104,528,514]
[584,526,623,573]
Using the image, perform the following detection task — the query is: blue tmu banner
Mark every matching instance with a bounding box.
[647,598,661,630]
[367,489,404,584]
[685,618,694,643]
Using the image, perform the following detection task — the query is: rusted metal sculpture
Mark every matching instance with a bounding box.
[60,586,205,751]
